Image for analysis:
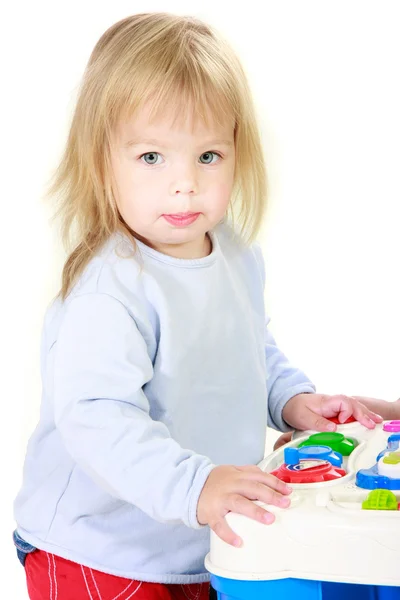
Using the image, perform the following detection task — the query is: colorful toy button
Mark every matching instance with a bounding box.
[378,452,400,480]
[362,489,399,511]
[271,459,346,484]
[383,421,400,433]
[284,446,343,468]
[356,464,400,490]
[299,432,356,456]
[328,415,356,425]
[383,452,400,465]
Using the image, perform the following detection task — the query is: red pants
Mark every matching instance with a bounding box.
[25,549,211,600]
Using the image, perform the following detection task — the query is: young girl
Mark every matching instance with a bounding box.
[13,13,398,600]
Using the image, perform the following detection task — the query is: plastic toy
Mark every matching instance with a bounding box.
[206,419,400,599]
[270,446,346,483]
[298,431,356,455]
[362,489,399,511]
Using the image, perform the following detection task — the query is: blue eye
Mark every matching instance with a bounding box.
[199,152,220,164]
[140,152,163,165]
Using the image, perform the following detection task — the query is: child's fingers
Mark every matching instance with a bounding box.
[210,480,292,546]
[349,399,383,424]
[261,473,292,496]
[353,412,376,429]
[234,480,292,508]
[210,517,243,548]
[352,403,382,429]
[319,395,381,430]
[329,395,383,427]
[369,411,384,423]
[229,495,277,527]
[235,468,292,495]
[300,407,337,432]
[324,395,355,423]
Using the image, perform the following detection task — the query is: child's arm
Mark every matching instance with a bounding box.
[53,293,214,529]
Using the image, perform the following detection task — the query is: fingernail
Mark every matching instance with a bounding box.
[280,497,290,507]
[326,423,336,431]
[263,513,274,524]
[233,538,242,547]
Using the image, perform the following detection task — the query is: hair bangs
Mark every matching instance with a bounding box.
[113,54,237,134]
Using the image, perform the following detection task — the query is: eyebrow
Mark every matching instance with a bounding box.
[123,138,234,149]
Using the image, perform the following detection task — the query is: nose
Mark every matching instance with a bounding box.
[169,163,198,196]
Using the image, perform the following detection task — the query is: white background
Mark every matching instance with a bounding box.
[2,1,400,597]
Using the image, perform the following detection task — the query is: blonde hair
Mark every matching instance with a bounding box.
[47,13,268,298]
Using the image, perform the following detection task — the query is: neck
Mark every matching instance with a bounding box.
[139,233,212,259]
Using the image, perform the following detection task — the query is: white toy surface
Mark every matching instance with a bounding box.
[205,419,400,587]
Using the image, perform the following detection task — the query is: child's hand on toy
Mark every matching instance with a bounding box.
[282,393,382,432]
[197,465,292,547]
[273,431,293,450]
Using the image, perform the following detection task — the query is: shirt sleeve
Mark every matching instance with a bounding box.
[251,244,316,431]
[53,292,214,529]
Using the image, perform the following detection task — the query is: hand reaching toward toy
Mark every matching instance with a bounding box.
[274,395,398,450]
[281,393,382,433]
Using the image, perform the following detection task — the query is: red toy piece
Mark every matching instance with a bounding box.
[271,459,346,484]
[328,415,356,425]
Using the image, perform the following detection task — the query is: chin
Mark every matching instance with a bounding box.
[163,227,205,242]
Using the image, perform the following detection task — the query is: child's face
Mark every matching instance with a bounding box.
[111,103,235,258]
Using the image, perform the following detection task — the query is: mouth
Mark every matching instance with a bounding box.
[162,212,201,227]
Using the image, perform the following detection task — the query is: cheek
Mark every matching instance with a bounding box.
[116,171,162,218]
[206,181,233,212]
[205,160,235,209]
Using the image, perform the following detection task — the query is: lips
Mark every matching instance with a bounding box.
[163,212,201,227]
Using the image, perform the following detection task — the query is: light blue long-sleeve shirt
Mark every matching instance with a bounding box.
[14,224,315,583]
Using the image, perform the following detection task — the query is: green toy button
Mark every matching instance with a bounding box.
[383,452,400,465]
[298,432,356,456]
[362,489,398,510]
